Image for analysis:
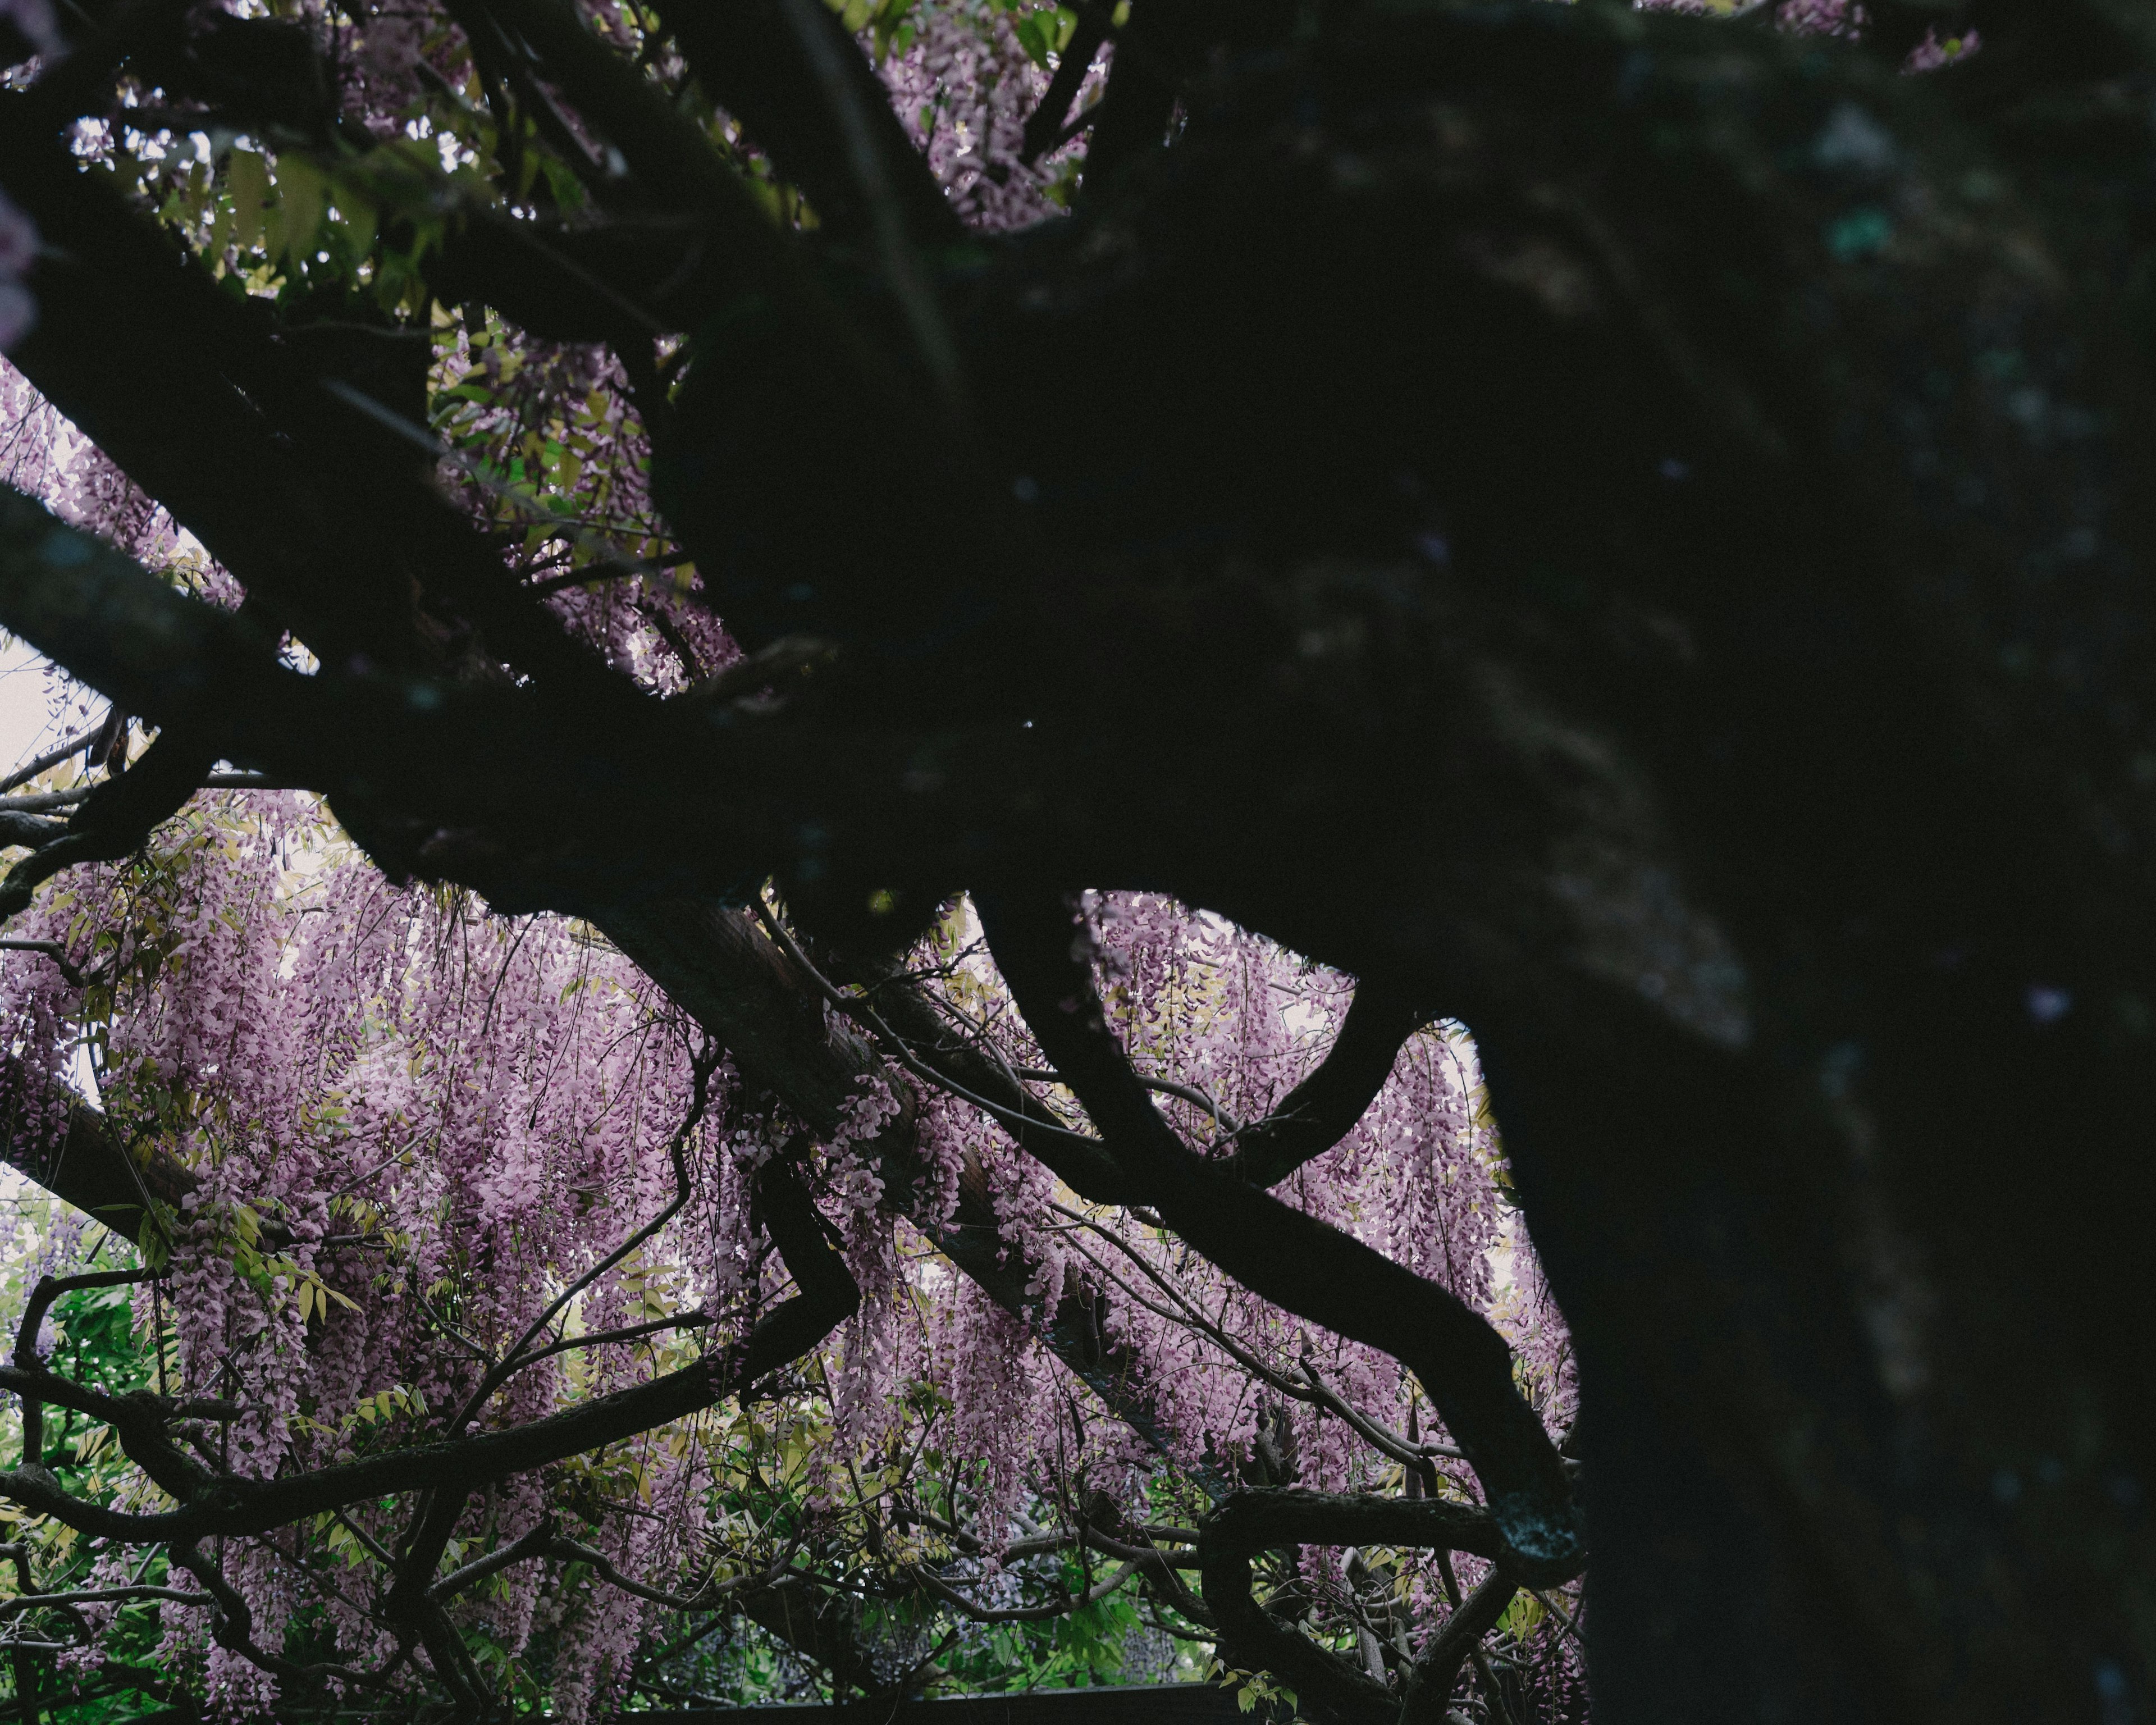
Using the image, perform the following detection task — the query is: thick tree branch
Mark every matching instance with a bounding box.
[598,900,1205,1475]
[1200,1490,1505,1567]
[0,728,221,926]
[427,1515,560,1603]
[1396,1571,1519,1725]
[0,1582,211,1617]
[1022,11,1109,162]
[1223,982,1435,1188]
[0,1161,857,1545]
[730,1574,885,1697]
[0,814,67,850]
[976,893,1582,1585]
[427,211,739,343]
[0,121,604,689]
[650,0,962,248]
[462,0,774,235]
[0,1075,197,1273]
[1196,1490,1515,1725]
[12,1266,161,1484]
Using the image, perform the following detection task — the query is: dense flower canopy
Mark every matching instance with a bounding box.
[0,769,1577,1715]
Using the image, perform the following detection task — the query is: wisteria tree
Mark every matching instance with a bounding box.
[0,0,2149,1717]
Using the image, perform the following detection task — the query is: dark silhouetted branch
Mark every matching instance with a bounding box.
[977,892,1582,1586]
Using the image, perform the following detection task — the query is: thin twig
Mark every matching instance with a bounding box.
[0,938,82,985]
[0,727,99,796]
[748,898,1104,1152]
[447,1042,720,1432]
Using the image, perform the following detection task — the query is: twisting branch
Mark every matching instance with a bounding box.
[749,898,1137,1199]
[1021,1066,1243,1137]
[0,1161,858,1557]
[975,892,1582,1586]
[1397,1571,1521,1725]
[905,1503,1202,1569]
[13,1266,157,1475]
[428,1515,561,1604]
[14,1266,152,1370]
[1221,983,1436,1187]
[0,937,83,983]
[1298,1358,1464,1475]
[1075,1519,1213,1628]
[1044,1206,1321,1402]
[1197,1490,1512,1725]
[1047,1212,1465,1493]
[167,1541,377,1692]
[0,1466,194,1542]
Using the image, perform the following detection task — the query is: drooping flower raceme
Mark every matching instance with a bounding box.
[0,787,1578,1716]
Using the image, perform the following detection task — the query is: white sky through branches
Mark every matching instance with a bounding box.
[0,634,70,775]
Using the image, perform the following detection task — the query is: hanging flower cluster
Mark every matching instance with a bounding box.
[878,0,1104,230]
[0,782,1578,1715]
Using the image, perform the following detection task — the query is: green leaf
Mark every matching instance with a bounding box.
[272,156,329,265]
[336,189,380,265]
[1014,11,1052,66]
[227,149,269,253]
